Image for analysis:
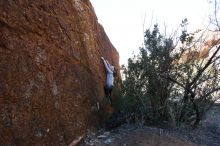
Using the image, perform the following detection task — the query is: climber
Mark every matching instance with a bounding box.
[101,57,117,105]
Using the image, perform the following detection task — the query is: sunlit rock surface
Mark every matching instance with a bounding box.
[0,0,120,145]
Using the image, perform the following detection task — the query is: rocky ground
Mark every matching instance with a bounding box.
[79,104,220,146]
[79,125,195,146]
[170,104,220,146]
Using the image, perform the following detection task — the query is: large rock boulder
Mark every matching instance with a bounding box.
[0,0,120,145]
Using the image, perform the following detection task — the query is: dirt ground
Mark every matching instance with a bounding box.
[79,104,220,146]
[79,126,194,146]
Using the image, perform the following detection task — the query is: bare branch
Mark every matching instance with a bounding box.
[199,87,220,99]
[189,45,220,87]
[160,74,185,89]
[214,0,220,30]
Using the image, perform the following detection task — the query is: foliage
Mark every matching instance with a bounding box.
[168,20,220,127]
[121,25,175,126]
[120,20,220,128]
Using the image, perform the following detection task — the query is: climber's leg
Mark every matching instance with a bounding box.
[104,85,109,98]
[104,85,113,105]
[108,86,113,105]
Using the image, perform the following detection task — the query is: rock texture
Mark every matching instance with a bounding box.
[0,0,120,145]
[181,30,220,62]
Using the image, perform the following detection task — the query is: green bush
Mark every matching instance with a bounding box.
[118,21,220,128]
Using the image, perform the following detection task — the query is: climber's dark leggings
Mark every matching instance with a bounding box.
[104,85,113,104]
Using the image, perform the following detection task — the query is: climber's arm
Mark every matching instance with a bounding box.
[101,57,112,73]
[106,60,112,70]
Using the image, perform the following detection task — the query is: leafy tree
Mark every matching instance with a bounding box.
[121,19,220,128]
[162,19,220,127]
[122,24,175,126]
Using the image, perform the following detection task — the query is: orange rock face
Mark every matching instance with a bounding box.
[0,0,120,145]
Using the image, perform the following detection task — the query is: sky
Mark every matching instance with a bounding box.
[90,0,213,65]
